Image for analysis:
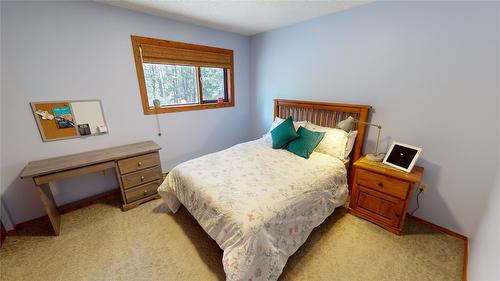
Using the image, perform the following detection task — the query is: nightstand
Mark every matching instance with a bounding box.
[348,156,423,235]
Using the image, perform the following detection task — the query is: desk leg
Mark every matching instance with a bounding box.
[35,183,61,235]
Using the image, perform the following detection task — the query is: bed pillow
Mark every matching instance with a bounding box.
[286,126,325,159]
[263,117,308,144]
[269,117,307,131]
[271,117,300,149]
[344,130,358,159]
[306,123,358,159]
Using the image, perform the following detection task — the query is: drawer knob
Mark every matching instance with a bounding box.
[378,182,384,188]
[140,176,145,181]
[143,190,148,195]
[138,161,142,167]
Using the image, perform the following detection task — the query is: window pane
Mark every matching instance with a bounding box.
[200,67,225,101]
[143,63,198,106]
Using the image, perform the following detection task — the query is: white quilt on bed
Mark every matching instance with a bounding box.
[158,138,348,281]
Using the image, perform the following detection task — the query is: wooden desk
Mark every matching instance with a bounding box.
[20,141,162,235]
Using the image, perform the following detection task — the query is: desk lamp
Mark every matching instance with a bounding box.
[337,116,384,162]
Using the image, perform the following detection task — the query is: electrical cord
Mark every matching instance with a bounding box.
[410,190,423,215]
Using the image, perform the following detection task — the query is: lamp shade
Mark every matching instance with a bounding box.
[336,116,355,132]
[153,99,161,109]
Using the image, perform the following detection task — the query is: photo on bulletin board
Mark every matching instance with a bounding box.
[52,106,75,129]
[30,100,108,142]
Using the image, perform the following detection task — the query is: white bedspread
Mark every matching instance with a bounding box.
[158,138,348,281]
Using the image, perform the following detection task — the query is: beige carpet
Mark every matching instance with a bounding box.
[0,198,464,281]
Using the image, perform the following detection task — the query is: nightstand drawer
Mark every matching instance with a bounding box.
[121,165,162,189]
[356,186,405,228]
[118,152,160,174]
[356,168,409,199]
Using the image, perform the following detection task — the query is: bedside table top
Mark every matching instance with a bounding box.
[354,156,423,183]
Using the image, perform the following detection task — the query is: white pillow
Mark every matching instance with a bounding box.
[344,130,358,159]
[262,117,308,142]
[306,123,357,160]
[269,117,307,131]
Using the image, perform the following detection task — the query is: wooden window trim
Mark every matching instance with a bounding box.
[131,35,235,115]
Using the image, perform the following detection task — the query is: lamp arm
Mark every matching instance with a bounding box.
[353,118,382,155]
[354,119,382,129]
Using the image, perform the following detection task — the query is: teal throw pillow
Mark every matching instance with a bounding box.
[286,126,325,159]
[271,117,299,149]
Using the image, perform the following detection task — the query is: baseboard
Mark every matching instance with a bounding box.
[58,189,120,214]
[10,189,121,235]
[11,214,49,234]
[0,222,6,247]
[407,214,467,240]
[407,214,468,281]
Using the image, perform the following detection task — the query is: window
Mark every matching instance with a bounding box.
[131,35,234,114]
[200,67,228,102]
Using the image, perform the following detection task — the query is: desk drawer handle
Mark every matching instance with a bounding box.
[143,190,148,195]
[378,182,384,188]
[140,176,145,181]
[138,161,142,167]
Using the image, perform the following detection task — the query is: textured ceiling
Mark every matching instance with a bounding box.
[97,1,371,36]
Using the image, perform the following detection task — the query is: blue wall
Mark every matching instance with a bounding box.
[250,1,500,236]
[2,0,499,248]
[1,1,251,225]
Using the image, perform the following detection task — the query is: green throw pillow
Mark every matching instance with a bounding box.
[286,126,325,159]
[271,117,299,149]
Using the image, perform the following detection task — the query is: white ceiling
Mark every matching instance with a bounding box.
[98,1,371,36]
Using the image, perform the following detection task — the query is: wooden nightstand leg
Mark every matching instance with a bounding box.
[35,183,61,235]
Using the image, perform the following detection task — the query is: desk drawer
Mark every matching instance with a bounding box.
[356,169,409,199]
[121,165,162,189]
[125,180,161,203]
[118,152,160,174]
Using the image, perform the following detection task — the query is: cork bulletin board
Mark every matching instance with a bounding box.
[30,100,108,142]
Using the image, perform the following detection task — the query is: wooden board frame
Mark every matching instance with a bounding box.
[273,99,372,189]
[30,99,108,142]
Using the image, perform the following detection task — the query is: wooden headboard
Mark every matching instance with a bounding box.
[274,99,371,186]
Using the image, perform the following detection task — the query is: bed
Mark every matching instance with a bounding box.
[158,99,371,281]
